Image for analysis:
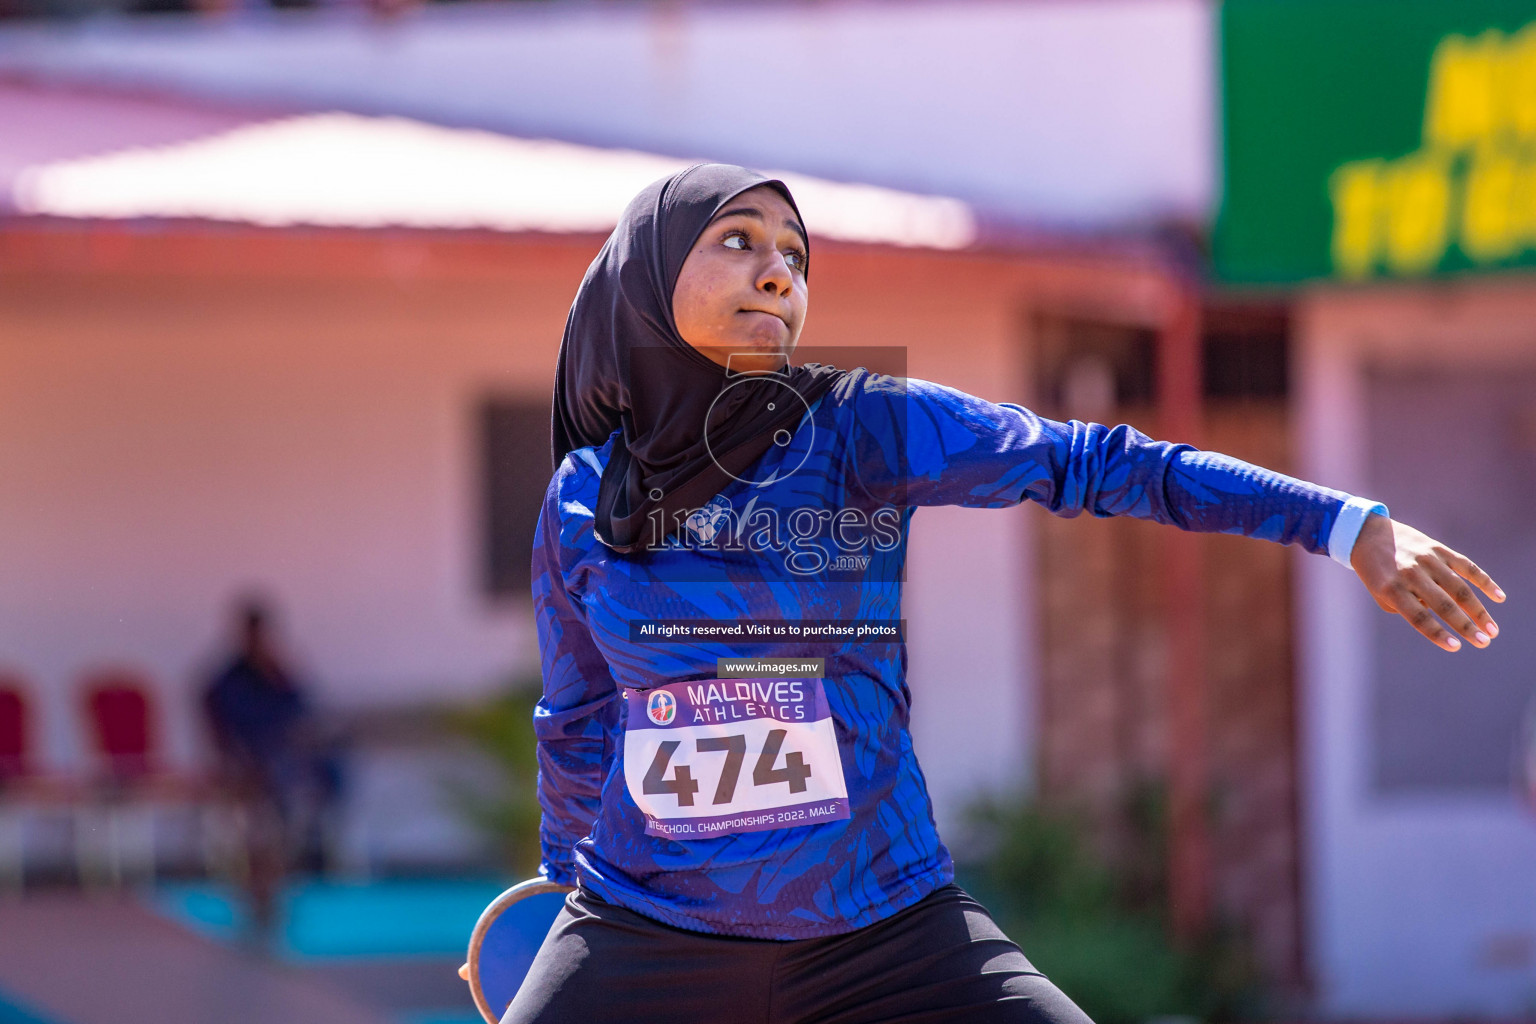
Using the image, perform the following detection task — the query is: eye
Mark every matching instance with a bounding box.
[722,230,750,251]
[785,248,809,273]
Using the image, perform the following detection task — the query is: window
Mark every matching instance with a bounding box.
[1367,366,1536,793]
[480,398,552,600]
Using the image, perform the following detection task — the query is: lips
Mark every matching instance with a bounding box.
[740,308,788,326]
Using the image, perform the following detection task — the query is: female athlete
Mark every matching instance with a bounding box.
[511,164,1505,1023]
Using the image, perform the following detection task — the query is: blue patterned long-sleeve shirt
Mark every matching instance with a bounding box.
[531,369,1381,939]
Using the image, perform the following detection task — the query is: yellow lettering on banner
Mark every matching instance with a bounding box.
[1508,25,1536,142]
[1424,31,1505,150]
[1383,154,1453,276]
[1330,19,1536,278]
[1516,161,1536,247]
[1461,146,1522,261]
[1329,160,1384,278]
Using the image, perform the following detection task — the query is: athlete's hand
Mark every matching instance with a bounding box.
[1350,514,1506,652]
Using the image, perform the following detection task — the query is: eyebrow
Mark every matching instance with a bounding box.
[713,206,809,249]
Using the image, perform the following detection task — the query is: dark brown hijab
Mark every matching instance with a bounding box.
[551,163,847,554]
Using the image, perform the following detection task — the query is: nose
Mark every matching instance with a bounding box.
[756,250,794,297]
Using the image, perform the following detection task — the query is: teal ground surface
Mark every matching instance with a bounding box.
[151,878,513,961]
[0,987,60,1024]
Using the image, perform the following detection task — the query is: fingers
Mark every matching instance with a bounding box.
[1425,557,1499,640]
[1407,568,1489,650]
[1390,558,1505,652]
[1386,579,1466,652]
[458,962,470,982]
[1437,545,1507,605]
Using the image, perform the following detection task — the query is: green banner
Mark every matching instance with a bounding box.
[1217,0,1536,284]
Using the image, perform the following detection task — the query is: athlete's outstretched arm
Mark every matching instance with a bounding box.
[845,372,1506,652]
[850,374,1352,548]
[531,465,620,886]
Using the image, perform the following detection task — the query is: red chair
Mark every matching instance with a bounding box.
[0,681,27,783]
[0,674,80,890]
[77,670,199,887]
[83,674,156,783]
[0,679,26,889]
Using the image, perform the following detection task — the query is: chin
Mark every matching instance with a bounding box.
[712,334,791,371]
[714,350,788,375]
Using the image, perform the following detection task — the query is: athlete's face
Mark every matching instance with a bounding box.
[672,186,809,375]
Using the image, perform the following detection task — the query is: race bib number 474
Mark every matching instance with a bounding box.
[623,678,850,839]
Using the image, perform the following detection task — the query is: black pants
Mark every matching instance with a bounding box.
[504,883,1094,1024]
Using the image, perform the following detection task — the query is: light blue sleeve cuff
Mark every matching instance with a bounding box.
[1328,497,1390,570]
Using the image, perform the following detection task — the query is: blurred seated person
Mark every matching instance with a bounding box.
[204,597,343,932]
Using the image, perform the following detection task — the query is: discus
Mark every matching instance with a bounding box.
[463,878,575,1024]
